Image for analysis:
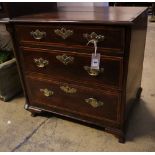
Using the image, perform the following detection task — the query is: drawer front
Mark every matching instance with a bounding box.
[20,47,123,90]
[15,24,125,52]
[25,76,121,124]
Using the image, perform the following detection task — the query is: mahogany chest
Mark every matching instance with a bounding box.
[9,6,148,143]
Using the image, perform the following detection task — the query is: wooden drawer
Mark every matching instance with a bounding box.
[20,47,123,90]
[15,24,125,52]
[25,76,121,124]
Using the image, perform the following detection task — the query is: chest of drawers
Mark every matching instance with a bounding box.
[8,6,148,143]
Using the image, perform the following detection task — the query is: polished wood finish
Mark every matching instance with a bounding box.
[9,6,148,143]
[15,24,125,51]
[20,47,123,90]
[26,75,121,125]
[11,6,146,25]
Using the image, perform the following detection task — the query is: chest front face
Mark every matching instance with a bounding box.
[11,7,147,143]
[13,22,126,128]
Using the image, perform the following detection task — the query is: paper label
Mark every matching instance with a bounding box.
[91,53,100,70]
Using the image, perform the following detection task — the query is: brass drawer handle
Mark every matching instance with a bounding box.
[30,29,46,40]
[83,32,104,45]
[84,66,104,76]
[56,54,74,65]
[60,84,77,94]
[34,58,49,68]
[54,27,73,39]
[85,98,104,108]
[40,88,54,97]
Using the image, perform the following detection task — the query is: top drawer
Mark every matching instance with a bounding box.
[15,24,125,52]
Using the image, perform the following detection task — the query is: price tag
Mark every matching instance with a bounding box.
[91,53,100,70]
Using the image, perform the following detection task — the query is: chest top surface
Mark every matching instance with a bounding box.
[10,6,147,25]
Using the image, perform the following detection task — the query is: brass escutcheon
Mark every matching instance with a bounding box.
[60,84,77,94]
[84,66,104,76]
[56,54,74,65]
[30,29,46,40]
[83,32,104,45]
[40,88,54,97]
[54,27,73,39]
[85,98,104,108]
[34,58,49,68]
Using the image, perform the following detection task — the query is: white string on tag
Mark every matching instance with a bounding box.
[91,40,100,70]
[87,39,98,56]
[87,39,100,70]
[94,40,97,57]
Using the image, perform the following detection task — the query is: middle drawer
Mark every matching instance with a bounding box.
[20,47,123,90]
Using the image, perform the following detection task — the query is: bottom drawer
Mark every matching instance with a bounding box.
[25,76,121,125]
